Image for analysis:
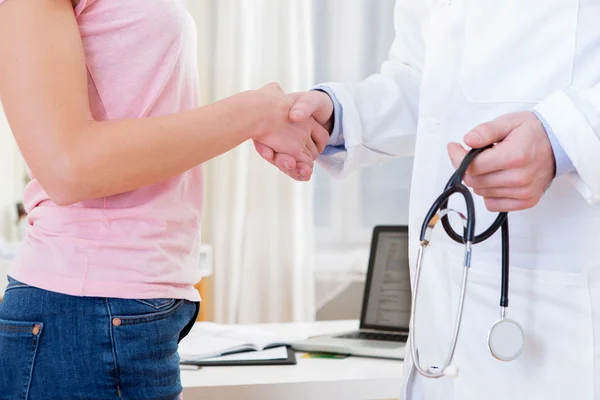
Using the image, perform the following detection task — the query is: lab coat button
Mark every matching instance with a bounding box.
[423,119,438,132]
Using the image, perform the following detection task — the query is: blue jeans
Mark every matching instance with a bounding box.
[0,276,199,400]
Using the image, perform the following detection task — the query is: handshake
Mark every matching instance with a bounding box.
[250,83,335,181]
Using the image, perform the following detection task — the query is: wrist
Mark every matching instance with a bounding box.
[229,90,273,142]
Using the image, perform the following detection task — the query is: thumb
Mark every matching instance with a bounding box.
[464,115,522,148]
[289,91,327,122]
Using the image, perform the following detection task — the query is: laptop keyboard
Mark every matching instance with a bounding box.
[336,331,408,342]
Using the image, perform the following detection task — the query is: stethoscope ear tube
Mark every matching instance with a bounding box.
[419,183,476,243]
[412,209,472,379]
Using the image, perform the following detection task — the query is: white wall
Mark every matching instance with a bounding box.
[0,107,26,241]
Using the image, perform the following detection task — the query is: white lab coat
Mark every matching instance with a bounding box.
[318,0,600,399]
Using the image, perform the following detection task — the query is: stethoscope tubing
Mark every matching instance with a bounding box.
[411,145,514,378]
[438,145,509,308]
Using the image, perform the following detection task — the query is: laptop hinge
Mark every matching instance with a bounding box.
[359,328,408,335]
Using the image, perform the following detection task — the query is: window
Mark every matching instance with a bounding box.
[312,0,413,251]
[311,0,414,313]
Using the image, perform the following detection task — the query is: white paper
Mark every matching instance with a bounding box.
[198,346,289,362]
[178,322,290,362]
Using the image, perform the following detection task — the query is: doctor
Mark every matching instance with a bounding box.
[257,1,600,399]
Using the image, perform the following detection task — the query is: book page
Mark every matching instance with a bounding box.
[178,323,290,361]
[197,346,288,362]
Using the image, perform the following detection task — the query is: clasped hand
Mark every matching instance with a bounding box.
[253,85,333,181]
[255,90,557,214]
[448,112,556,212]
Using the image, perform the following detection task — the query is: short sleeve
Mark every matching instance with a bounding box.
[74,0,98,16]
[0,0,95,12]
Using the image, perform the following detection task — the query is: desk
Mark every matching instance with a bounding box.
[181,320,404,400]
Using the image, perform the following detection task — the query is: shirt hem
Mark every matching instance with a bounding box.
[8,268,201,302]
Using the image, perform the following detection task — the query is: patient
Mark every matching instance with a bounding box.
[0,1,326,398]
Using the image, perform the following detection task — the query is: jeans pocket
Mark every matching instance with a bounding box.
[0,320,43,400]
[178,302,200,343]
[109,301,197,400]
[134,298,177,310]
[113,299,184,326]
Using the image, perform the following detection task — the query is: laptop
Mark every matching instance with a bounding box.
[292,226,411,360]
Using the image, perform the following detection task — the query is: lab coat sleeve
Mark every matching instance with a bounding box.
[532,111,576,176]
[316,0,424,179]
[533,84,600,205]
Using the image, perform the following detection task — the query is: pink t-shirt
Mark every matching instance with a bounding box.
[2,0,203,301]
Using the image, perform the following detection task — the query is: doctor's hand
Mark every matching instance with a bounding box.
[448,111,556,212]
[252,84,329,173]
[255,90,334,181]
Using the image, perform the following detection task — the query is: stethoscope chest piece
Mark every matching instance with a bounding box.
[487,317,524,362]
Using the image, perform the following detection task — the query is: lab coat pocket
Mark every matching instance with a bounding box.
[460,0,578,103]
[446,249,594,400]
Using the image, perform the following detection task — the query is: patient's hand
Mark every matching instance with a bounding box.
[252,84,329,175]
[255,91,334,181]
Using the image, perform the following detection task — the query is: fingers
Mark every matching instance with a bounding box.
[447,141,502,175]
[291,162,314,181]
[483,197,538,213]
[296,163,313,180]
[448,140,526,176]
[296,145,317,166]
[304,136,319,160]
[255,87,328,180]
[447,142,469,169]
[254,141,275,162]
[272,153,297,171]
[473,185,533,200]
[463,168,531,190]
[254,140,305,176]
[463,113,523,149]
[452,111,554,213]
[273,153,313,181]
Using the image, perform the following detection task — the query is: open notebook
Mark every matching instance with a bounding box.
[178,322,291,362]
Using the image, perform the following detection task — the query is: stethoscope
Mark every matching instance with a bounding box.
[409,145,525,379]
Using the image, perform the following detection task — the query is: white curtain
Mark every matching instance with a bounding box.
[311,0,400,316]
[312,0,396,85]
[187,0,316,323]
[0,109,26,242]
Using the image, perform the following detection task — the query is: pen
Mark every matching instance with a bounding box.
[180,365,201,371]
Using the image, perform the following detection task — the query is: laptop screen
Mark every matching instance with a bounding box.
[361,228,411,331]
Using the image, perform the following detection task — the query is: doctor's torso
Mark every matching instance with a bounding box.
[408,0,600,271]
[402,2,600,398]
